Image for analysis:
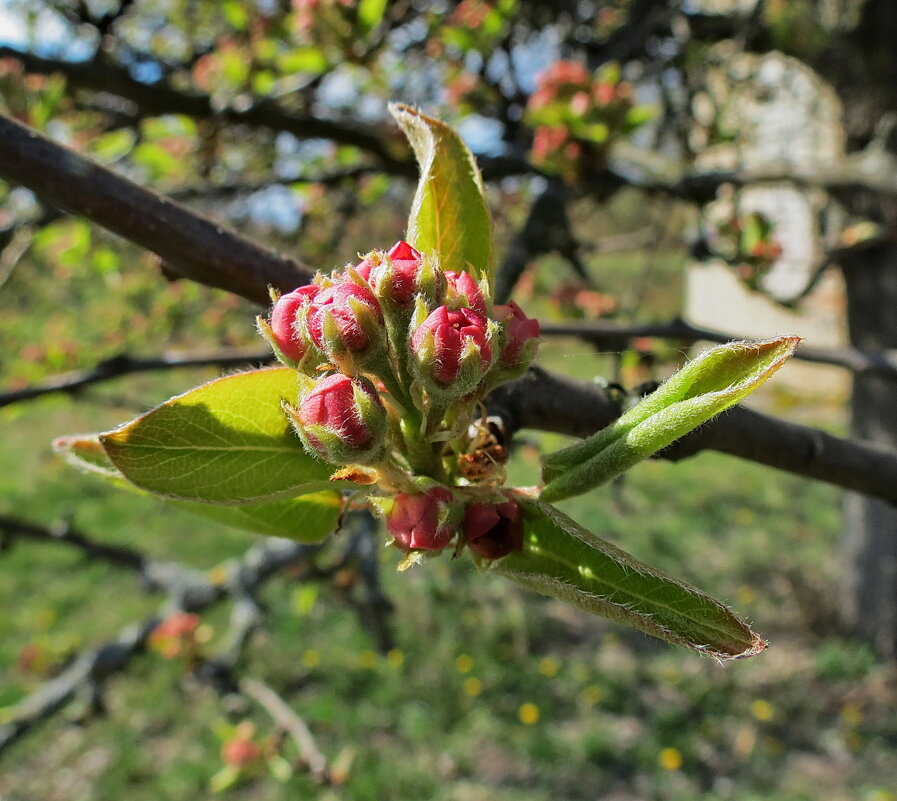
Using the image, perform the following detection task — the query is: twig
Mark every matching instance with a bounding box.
[240,678,329,783]
[0,348,275,408]
[539,318,897,380]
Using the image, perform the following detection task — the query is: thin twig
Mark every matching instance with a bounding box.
[539,318,897,380]
[240,678,330,783]
[0,348,275,408]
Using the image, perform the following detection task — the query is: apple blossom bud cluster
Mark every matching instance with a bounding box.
[525,59,649,178]
[259,241,541,561]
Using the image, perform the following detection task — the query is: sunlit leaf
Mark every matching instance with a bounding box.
[390,103,493,289]
[358,0,388,33]
[541,337,799,502]
[54,433,344,542]
[277,47,329,75]
[491,499,767,660]
[99,367,353,504]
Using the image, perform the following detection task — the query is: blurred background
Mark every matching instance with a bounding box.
[1,1,896,798]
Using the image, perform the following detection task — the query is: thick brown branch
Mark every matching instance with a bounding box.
[0,112,313,305]
[0,348,274,408]
[489,367,897,507]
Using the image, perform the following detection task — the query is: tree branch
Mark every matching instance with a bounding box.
[0,112,313,305]
[540,318,897,380]
[488,367,897,507]
[0,348,275,409]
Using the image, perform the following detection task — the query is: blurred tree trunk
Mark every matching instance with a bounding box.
[840,246,897,658]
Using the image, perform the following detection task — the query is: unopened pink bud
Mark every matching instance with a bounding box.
[463,497,524,559]
[353,254,377,283]
[593,81,616,106]
[494,301,540,367]
[307,281,382,352]
[410,306,491,384]
[372,240,424,307]
[445,270,487,316]
[269,285,319,363]
[387,487,456,551]
[296,373,381,450]
[221,738,262,769]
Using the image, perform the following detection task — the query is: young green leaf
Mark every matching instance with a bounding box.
[170,491,343,543]
[491,499,767,660]
[389,103,494,289]
[99,367,352,504]
[53,433,344,542]
[358,0,388,32]
[541,337,799,502]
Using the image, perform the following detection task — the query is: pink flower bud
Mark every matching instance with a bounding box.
[352,254,377,283]
[494,301,540,367]
[269,285,319,363]
[445,269,487,316]
[463,497,524,559]
[371,240,424,307]
[593,81,616,106]
[387,487,456,551]
[307,281,382,353]
[410,306,491,384]
[221,737,262,769]
[293,373,384,458]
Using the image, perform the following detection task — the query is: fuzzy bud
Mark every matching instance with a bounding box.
[286,373,386,464]
[494,301,541,369]
[386,487,458,551]
[410,305,492,386]
[307,281,383,358]
[444,270,488,317]
[265,285,320,366]
[463,496,524,559]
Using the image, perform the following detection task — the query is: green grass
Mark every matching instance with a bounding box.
[3,391,896,800]
[2,220,895,800]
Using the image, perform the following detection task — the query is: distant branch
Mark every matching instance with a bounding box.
[0,112,313,305]
[0,348,274,409]
[0,46,410,173]
[540,318,897,380]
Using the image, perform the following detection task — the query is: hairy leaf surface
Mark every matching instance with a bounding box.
[492,499,767,660]
[54,433,344,542]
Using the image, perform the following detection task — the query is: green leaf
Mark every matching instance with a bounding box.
[170,491,342,542]
[99,367,348,504]
[540,337,799,502]
[358,0,388,32]
[389,103,494,289]
[89,129,136,164]
[53,433,344,542]
[277,47,329,75]
[492,499,767,660]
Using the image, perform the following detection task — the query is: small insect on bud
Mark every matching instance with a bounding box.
[286,373,386,465]
[463,496,524,559]
[264,285,320,366]
[410,305,492,386]
[386,487,458,551]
